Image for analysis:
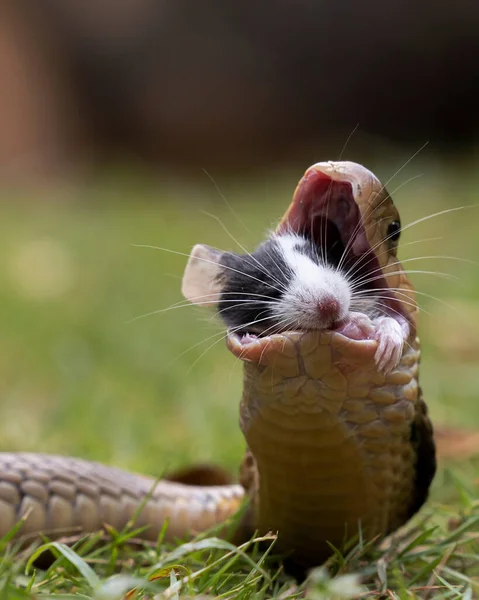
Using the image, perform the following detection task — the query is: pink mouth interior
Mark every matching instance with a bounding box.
[278,172,370,255]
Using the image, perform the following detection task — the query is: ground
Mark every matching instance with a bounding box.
[0,159,478,597]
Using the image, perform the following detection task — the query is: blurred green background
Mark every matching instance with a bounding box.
[0,158,478,504]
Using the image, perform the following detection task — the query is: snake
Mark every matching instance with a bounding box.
[0,161,436,571]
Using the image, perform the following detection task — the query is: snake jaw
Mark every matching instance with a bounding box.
[227,312,409,373]
[226,327,378,367]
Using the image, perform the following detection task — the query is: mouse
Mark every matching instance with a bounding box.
[182,229,408,374]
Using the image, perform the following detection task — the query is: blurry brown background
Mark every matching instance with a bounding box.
[1,0,479,183]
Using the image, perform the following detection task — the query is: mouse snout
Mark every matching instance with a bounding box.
[316,296,341,322]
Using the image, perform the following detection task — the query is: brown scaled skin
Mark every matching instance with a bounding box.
[0,162,436,574]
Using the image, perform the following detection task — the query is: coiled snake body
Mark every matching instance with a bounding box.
[0,162,436,570]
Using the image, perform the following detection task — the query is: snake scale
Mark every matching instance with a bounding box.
[0,162,436,570]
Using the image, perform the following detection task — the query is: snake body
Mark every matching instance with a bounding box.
[0,162,436,570]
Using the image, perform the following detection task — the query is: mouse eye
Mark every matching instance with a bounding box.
[387,220,401,243]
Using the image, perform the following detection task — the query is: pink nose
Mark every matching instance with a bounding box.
[317,296,340,320]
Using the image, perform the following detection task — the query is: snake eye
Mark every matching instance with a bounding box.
[387,220,401,243]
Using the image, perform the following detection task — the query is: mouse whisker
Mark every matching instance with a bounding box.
[356,287,462,317]
[129,292,284,323]
[350,293,424,315]
[226,252,290,294]
[133,244,288,296]
[348,268,450,293]
[390,236,443,250]
[185,312,286,374]
[339,146,428,266]
[319,179,334,267]
[343,204,477,284]
[350,297,420,316]
[349,268,457,292]
[340,236,443,282]
[148,304,288,370]
[355,300,415,352]
[214,300,278,321]
[353,247,475,284]
[254,318,299,364]
[175,312,277,374]
[349,252,475,291]
[262,229,295,290]
[256,317,301,348]
[387,174,424,198]
[201,169,252,234]
[378,143,429,197]
[201,211,290,291]
[343,238,448,283]
[337,123,360,161]
[399,205,479,238]
[216,299,277,311]
[398,255,479,268]
[362,296,416,339]
[167,323,239,369]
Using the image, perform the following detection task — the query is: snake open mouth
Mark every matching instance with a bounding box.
[227,162,407,363]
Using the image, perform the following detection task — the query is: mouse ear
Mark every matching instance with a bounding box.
[182,244,225,306]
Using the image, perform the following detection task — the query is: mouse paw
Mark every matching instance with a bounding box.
[372,317,404,374]
[336,311,375,340]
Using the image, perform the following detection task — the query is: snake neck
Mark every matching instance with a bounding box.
[239,335,422,568]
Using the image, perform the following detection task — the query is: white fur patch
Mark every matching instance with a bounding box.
[271,234,351,329]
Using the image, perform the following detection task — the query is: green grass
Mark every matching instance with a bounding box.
[0,159,479,597]
[1,493,478,598]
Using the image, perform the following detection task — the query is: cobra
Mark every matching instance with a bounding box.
[0,162,436,571]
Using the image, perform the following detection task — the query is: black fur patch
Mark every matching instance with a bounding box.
[217,238,293,333]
